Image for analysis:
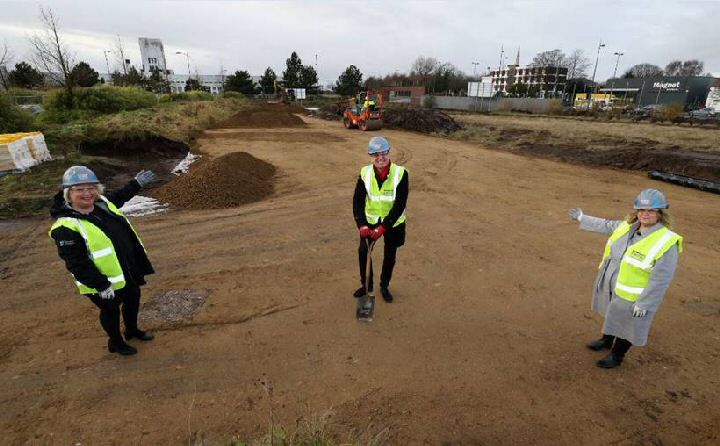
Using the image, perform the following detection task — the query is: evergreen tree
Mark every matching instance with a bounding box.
[259,67,277,94]
[9,61,44,88]
[224,70,256,94]
[69,61,99,87]
[283,51,303,86]
[335,65,363,97]
[299,65,318,89]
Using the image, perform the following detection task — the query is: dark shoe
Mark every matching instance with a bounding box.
[596,353,623,369]
[353,286,372,298]
[380,287,394,303]
[108,339,138,356]
[586,337,613,351]
[125,330,155,341]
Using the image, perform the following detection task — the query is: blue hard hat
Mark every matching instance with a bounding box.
[62,165,99,188]
[368,136,391,155]
[633,188,669,210]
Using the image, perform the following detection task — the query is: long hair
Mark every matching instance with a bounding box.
[626,209,673,229]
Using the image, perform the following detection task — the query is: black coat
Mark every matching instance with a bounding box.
[50,180,154,293]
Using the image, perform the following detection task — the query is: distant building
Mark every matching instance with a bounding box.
[138,38,168,76]
[598,76,716,109]
[490,64,567,96]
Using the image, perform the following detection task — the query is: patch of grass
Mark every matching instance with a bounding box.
[0,93,35,133]
[45,86,158,117]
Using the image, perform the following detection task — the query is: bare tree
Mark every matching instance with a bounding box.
[664,59,704,76]
[565,49,591,79]
[0,39,13,90]
[622,63,663,79]
[28,7,75,101]
[532,49,566,67]
[411,56,439,88]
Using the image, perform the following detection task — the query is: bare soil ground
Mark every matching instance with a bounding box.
[2,107,720,445]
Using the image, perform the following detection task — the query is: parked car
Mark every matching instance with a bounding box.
[688,107,718,120]
[631,104,663,117]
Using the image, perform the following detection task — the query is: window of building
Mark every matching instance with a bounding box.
[148,57,158,65]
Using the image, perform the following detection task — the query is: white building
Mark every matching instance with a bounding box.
[138,38,168,75]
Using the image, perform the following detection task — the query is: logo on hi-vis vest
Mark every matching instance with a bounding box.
[630,250,646,261]
[382,190,393,196]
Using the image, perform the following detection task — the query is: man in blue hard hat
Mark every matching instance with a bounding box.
[352,136,409,303]
[49,165,157,356]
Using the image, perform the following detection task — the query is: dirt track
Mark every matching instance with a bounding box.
[2,108,720,445]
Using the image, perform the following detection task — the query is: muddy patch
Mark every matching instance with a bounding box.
[140,288,208,324]
[212,103,307,129]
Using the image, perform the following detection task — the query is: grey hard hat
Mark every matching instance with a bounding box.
[633,188,669,210]
[62,165,99,188]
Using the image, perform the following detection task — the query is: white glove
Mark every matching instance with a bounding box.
[134,169,156,187]
[568,208,583,222]
[632,304,647,318]
[99,286,115,300]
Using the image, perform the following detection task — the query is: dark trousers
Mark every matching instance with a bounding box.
[88,284,141,343]
[601,334,633,358]
[358,238,398,291]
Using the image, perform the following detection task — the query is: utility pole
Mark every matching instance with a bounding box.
[103,50,112,76]
[176,51,190,76]
[590,40,605,94]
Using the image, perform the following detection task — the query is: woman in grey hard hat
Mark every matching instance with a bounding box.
[352,136,409,309]
[49,165,157,356]
[568,188,683,368]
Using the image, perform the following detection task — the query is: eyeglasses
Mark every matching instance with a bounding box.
[70,186,98,194]
[637,209,660,214]
[371,151,389,158]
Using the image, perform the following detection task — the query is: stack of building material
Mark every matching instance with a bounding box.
[0,132,52,172]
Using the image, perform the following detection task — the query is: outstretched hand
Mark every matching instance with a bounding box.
[135,170,156,187]
[568,208,583,222]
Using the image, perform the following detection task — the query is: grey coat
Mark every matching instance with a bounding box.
[579,215,680,346]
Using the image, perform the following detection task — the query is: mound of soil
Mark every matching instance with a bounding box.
[151,152,276,209]
[80,135,190,159]
[383,107,462,134]
[213,104,306,129]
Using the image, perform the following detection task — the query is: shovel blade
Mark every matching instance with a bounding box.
[356,294,375,322]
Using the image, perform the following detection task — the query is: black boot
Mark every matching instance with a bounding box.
[108,339,138,356]
[596,353,623,368]
[380,287,394,303]
[353,285,372,298]
[586,334,614,351]
[125,329,155,341]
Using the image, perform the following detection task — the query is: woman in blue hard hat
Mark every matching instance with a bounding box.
[568,188,682,368]
[352,136,409,304]
[49,165,157,356]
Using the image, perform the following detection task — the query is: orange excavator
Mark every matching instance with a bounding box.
[343,90,384,131]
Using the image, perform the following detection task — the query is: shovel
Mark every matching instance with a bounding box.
[356,238,376,322]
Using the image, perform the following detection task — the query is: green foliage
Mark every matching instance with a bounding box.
[160,90,214,102]
[222,91,245,100]
[45,86,157,115]
[9,62,44,89]
[335,65,363,97]
[283,51,303,86]
[0,93,34,132]
[259,67,277,94]
[144,67,171,94]
[111,66,143,87]
[225,70,256,94]
[185,78,210,93]
[70,61,99,87]
[299,65,318,89]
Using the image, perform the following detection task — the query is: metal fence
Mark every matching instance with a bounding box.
[425,96,556,113]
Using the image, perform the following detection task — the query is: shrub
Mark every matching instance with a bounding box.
[655,102,684,122]
[0,93,34,133]
[45,86,157,114]
[222,91,245,100]
[164,91,215,102]
[547,99,563,115]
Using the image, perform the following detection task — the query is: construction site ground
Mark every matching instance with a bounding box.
[1,105,720,445]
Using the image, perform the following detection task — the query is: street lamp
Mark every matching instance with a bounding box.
[590,40,606,93]
[472,62,481,80]
[175,51,191,76]
[612,52,624,79]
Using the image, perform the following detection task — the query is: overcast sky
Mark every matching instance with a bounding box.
[1,0,719,85]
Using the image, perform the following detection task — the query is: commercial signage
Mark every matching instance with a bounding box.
[652,81,681,91]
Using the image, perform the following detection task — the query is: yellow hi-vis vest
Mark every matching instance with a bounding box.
[600,222,683,302]
[49,196,145,295]
[361,163,407,227]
